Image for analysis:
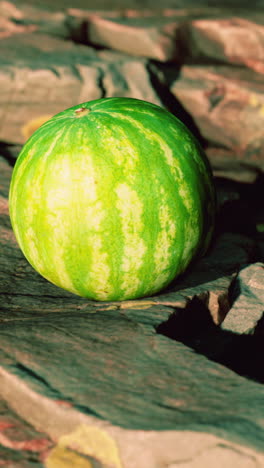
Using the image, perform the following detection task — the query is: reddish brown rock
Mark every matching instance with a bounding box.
[170,65,264,159]
[182,17,264,72]
[0,1,24,20]
[0,398,52,467]
[0,32,100,144]
[0,32,161,145]
[1,3,264,465]
[207,149,264,180]
[66,13,182,61]
[0,16,36,39]
[56,8,264,65]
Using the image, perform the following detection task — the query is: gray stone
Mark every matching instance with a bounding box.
[0,398,52,467]
[221,262,264,334]
[154,232,257,324]
[2,304,264,468]
[1,3,264,465]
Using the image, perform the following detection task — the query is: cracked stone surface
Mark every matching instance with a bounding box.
[1,145,264,466]
[0,398,52,467]
[1,2,264,467]
[0,32,162,145]
[221,262,264,334]
[169,65,264,158]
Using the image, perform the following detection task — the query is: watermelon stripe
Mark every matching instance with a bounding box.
[88,111,184,298]
[63,119,112,299]
[9,126,65,266]
[115,183,146,298]
[9,97,215,301]
[95,110,194,277]
[14,126,83,294]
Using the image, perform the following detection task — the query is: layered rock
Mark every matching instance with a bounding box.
[0,2,264,467]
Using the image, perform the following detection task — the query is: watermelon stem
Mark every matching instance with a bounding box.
[74,108,91,118]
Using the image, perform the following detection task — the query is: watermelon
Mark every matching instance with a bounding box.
[9,97,215,301]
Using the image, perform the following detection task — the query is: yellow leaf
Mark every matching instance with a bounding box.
[45,445,93,468]
[22,115,52,140]
[45,424,123,468]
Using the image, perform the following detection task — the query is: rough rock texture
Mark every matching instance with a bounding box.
[65,10,264,66]
[1,1,264,467]
[0,156,259,323]
[1,149,264,466]
[0,32,162,144]
[66,14,182,61]
[1,0,264,163]
[221,262,264,334]
[0,399,52,467]
[168,65,264,159]
[183,17,264,70]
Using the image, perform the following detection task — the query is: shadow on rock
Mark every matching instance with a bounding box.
[156,297,264,384]
[215,171,264,239]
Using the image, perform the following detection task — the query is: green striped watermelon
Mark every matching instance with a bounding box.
[9,97,215,301]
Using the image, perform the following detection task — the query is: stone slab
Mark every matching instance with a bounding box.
[1,152,264,466]
[169,65,264,158]
[182,17,264,71]
[1,2,264,464]
[0,32,161,145]
[221,262,264,334]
